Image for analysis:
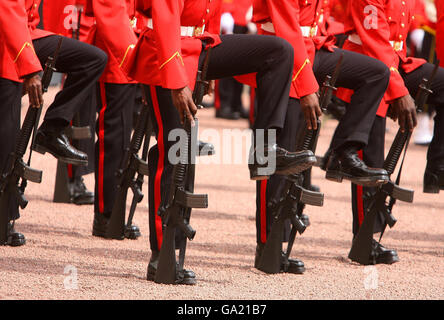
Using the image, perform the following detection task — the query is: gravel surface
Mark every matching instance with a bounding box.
[0,88,443,300]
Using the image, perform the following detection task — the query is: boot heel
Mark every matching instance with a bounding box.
[326,171,343,183]
[32,144,47,155]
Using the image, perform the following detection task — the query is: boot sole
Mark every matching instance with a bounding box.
[326,170,389,187]
[275,156,317,176]
[33,144,88,166]
[147,271,196,285]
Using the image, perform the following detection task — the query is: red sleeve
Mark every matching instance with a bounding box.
[152,0,189,89]
[436,0,444,66]
[266,0,319,97]
[92,0,138,67]
[350,0,409,101]
[0,0,42,79]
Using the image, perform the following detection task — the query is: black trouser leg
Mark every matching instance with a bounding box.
[313,48,389,150]
[0,79,22,221]
[351,116,386,235]
[69,87,97,179]
[32,35,107,125]
[94,83,135,217]
[401,63,444,167]
[256,98,300,244]
[206,34,293,133]
[146,85,181,252]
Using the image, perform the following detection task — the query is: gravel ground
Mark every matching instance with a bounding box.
[0,88,443,300]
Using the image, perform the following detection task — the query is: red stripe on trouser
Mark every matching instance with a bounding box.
[98,82,107,214]
[249,88,255,125]
[150,86,164,250]
[67,164,73,179]
[357,150,364,226]
[214,80,220,110]
[260,180,268,243]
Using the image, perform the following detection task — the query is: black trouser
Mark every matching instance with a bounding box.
[255,47,389,245]
[94,83,135,217]
[314,48,390,150]
[146,33,294,251]
[68,87,96,179]
[0,79,22,221]
[32,35,107,126]
[215,25,249,114]
[351,62,444,235]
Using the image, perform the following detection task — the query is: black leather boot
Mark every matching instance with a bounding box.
[33,127,88,166]
[325,146,389,187]
[371,239,399,265]
[6,222,26,247]
[69,177,94,205]
[249,144,316,180]
[198,140,215,156]
[254,243,305,274]
[423,165,444,194]
[92,212,109,238]
[146,251,196,285]
[124,224,141,240]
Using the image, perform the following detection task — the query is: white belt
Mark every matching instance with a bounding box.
[147,19,205,37]
[261,22,318,37]
[348,34,404,51]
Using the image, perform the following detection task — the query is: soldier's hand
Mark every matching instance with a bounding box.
[23,73,43,108]
[300,93,322,130]
[171,86,197,126]
[391,94,417,132]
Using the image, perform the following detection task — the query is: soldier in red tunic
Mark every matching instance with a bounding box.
[123,0,318,284]
[337,0,444,264]
[42,0,96,206]
[80,0,141,239]
[0,0,107,246]
[251,0,391,273]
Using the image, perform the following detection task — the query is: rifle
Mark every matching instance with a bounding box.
[154,47,211,284]
[0,38,63,244]
[256,54,344,274]
[106,85,152,240]
[53,5,92,204]
[348,61,439,265]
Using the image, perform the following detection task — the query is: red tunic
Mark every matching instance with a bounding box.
[123,0,222,90]
[338,0,427,117]
[248,0,336,99]
[85,0,138,83]
[43,0,94,41]
[0,0,52,81]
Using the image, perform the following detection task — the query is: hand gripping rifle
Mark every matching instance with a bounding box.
[154,48,211,284]
[106,85,153,240]
[0,38,63,244]
[348,61,439,265]
[53,5,92,203]
[256,54,344,274]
